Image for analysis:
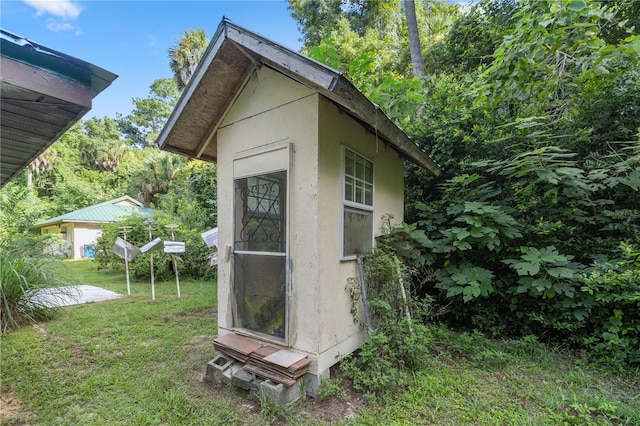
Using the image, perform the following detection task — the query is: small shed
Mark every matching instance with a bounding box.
[31,196,155,259]
[157,19,440,387]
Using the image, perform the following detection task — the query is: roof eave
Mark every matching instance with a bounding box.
[157,19,440,177]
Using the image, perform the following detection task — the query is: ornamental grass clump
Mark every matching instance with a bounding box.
[0,248,72,333]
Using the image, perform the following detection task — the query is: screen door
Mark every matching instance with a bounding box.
[232,145,289,341]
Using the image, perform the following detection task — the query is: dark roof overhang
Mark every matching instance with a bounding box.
[0,29,118,187]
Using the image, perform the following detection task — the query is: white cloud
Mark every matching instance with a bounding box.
[46,20,74,32]
[23,0,82,20]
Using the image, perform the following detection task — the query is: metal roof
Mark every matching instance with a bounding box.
[156,18,440,176]
[32,196,155,229]
[0,28,118,187]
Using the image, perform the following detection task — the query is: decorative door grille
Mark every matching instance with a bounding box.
[234,172,286,253]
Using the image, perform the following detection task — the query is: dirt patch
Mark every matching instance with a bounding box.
[31,324,47,337]
[0,388,22,421]
[299,376,366,424]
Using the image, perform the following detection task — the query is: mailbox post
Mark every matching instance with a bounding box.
[143,220,158,300]
[165,224,181,297]
[118,226,133,295]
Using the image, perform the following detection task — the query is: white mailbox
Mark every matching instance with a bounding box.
[164,241,186,254]
[201,227,218,248]
[112,237,140,261]
[140,237,163,253]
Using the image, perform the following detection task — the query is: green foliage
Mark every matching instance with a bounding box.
[158,160,218,230]
[168,29,209,91]
[316,377,348,401]
[129,149,187,207]
[566,243,640,363]
[0,247,71,333]
[436,262,494,302]
[503,245,584,298]
[302,1,460,87]
[0,182,52,245]
[424,0,518,74]
[117,78,179,147]
[400,142,640,361]
[342,246,433,395]
[479,0,639,118]
[288,0,402,51]
[94,214,215,281]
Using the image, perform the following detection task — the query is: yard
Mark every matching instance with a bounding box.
[1,260,638,425]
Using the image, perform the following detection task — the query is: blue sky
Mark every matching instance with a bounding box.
[1,0,303,119]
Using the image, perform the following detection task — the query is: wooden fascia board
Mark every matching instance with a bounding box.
[1,56,92,108]
[226,25,338,90]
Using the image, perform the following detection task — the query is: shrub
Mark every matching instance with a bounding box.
[94,214,216,281]
[342,245,434,395]
[400,144,640,364]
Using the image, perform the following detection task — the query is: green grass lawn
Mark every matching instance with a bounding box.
[1,260,639,425]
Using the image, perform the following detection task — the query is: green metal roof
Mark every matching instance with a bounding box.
[32,197,155,229]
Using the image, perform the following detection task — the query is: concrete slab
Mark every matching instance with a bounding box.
[32,285,123,307]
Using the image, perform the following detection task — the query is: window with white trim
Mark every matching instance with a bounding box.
[342,147,373,258]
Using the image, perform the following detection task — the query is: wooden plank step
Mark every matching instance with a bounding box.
[244,364,297,387]
[214,333,262,355]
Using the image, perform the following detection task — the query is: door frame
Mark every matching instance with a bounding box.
[231,140,291,345]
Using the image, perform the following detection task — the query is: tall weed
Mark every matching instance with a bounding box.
[0,248,72,332]
[342,245,434,395]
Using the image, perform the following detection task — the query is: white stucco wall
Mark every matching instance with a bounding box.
[73,224,102,259]
[315,97,405,372]
[40,222,102,259]
[215,65,406,377]
[216,66,320,356]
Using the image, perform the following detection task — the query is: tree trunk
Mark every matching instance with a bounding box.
[404,0,425,77]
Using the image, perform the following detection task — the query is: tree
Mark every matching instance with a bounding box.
[423,0,518,75]
[287,0,393,50]
[0,181,52,245]
[158,160,218,230]
[300,1,459,86]
[27,153,55,189]
[168,29,208,90]
[118,78,180,147]
[130,150,186,207]
[287,0,343,48]
[404,0,425,76]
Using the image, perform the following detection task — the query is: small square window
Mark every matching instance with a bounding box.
[342,147,373,259]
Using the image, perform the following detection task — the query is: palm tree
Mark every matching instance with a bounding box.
[404,0,425,77]
[168,29,209,90]
[134,151,186,207]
